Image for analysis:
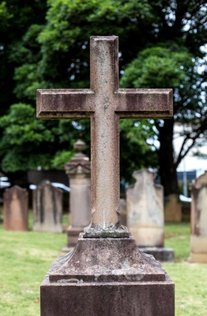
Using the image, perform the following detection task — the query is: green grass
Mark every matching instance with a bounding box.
[165,223,190,261]
[0,228,65,316]
[163,223,207,316]
[0,220,207,316]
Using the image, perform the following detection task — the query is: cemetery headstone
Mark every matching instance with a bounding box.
[190,172,207,263]
[164,194,182,222]
[38,36,174,316]
[127,169,174,261]
[33,181,63,233]
[65,139,91,246]
[3,186,28,231]
[127,169,164,247]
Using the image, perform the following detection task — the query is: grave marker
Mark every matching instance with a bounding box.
[65,139,91,246]
[127,169,164,247]
[3,186,28,231]
[127,169,174,261]
[190,172,207,262]
[37,36,172,234]
[33,181,63,233]
[38,36,174,316]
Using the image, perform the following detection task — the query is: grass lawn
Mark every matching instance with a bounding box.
[0,217,207,316]
[164,224,207,316]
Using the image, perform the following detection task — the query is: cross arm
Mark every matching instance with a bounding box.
[36,89,95,118]
[115,88,173,118]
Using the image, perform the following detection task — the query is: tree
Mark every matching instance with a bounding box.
[121,43,205,195]
[141,1,207,196]
[0,103,88,171]
[0,0,157,180]
[1,0,207,197]
[0,0,47,114]
[31,0,207,195]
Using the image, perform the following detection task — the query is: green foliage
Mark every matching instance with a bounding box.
[0,0,47,112]
[0,103,90,172]
[51,150,74,169]
[0,103,54,171]
[13,24,45,100]
[120,43,204,125]
[31,0,154,91]
[0,0,206,190]
[6,0,157,176]
[0,1,12,30]
[0,104,54,144]
[120,119,157,182]
[121,45,192,89]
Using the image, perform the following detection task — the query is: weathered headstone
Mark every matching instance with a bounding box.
[33,181,63,233]
[65,139,91,246]
[190,172,207,263]
[127,169,174,261]
[3,186,28,231]
[38,36,174,316]
[127,169,164,247]
[164,194,182,222]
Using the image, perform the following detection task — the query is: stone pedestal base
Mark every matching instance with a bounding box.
[189,235,207,263]
[67,226,83,247]
[41,235,174,316]
[139,247,174,262]
[41,278,174,316]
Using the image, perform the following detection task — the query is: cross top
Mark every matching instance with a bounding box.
[37,36,173,236]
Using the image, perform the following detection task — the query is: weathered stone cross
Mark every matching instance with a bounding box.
[37,36,172,235]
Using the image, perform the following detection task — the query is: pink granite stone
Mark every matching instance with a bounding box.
[3,186,28,231]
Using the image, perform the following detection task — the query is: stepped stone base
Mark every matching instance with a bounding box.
[41,235,174,316]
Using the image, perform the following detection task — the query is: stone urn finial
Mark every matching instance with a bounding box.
[64,139,90,175]
[74,139,87,152]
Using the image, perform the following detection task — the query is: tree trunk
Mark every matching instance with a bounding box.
[157,118,179,196]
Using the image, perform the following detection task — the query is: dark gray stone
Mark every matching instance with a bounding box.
[139,247,174,262]
[33,181,63,233]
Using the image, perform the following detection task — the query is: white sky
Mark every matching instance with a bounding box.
[174,124,207,174]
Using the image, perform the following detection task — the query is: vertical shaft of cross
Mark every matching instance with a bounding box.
[90,36,120,228]
[36,35,173,236]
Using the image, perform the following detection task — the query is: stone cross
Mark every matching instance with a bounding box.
[37,36,172,235]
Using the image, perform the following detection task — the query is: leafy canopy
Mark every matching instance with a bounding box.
[0,0,206,190]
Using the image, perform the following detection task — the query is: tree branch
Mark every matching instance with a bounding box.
[175,118,207,167]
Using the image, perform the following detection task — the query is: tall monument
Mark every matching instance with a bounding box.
[38,36,174,316]
[65,139,91,247]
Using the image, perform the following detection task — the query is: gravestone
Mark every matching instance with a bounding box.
[127,169,164,247]
[164,194,182,222]
[3,186,28,231]
[190,172,207,263]
[38,36,174,316]
[65,139,91,246]
[33,181,63,233]
[127,169,174,261]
